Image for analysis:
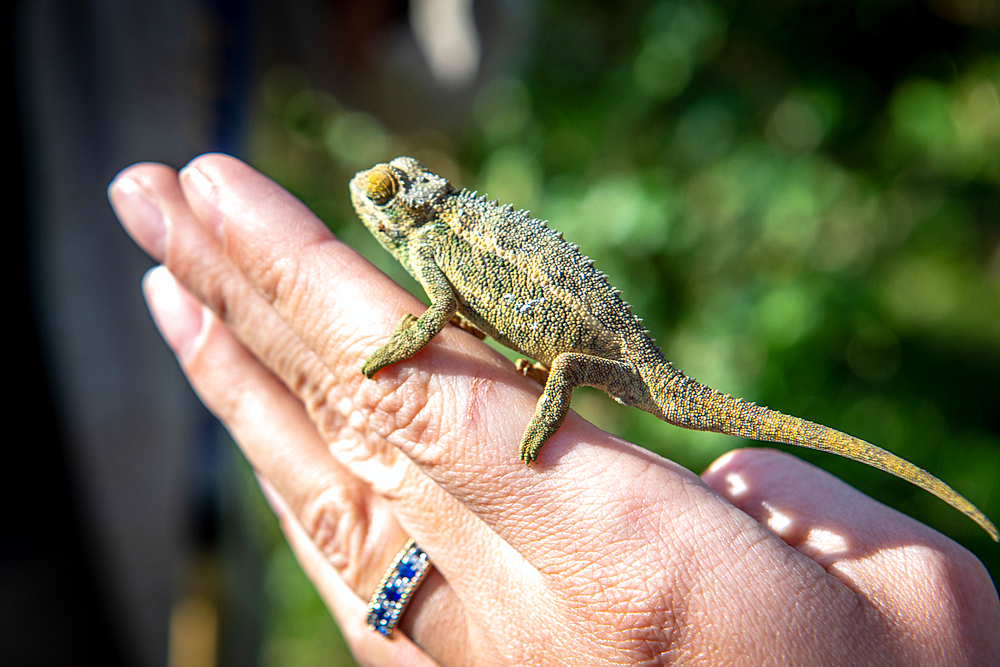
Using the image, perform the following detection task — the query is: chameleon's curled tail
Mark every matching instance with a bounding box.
[643,367,999,541]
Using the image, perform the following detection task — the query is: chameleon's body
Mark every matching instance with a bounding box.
[351,156,998,541]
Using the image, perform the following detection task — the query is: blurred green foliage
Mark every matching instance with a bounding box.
[248,0,999,662]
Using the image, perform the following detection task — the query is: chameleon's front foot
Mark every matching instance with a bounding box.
[361,355,387,379]
[361,314,418,378]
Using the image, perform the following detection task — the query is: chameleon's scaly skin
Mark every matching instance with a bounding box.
[351,157,998,541]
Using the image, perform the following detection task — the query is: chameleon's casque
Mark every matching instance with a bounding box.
[351,156,998,541]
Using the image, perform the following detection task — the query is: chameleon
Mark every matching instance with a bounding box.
[350,156,998,541]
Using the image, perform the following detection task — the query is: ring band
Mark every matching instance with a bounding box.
[366,538,432,637]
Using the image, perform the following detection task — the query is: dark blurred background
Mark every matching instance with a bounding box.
[10,0,999,665]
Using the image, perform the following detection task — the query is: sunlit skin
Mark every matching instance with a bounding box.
[110,154,999,666]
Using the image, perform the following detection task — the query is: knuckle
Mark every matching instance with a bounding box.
[355,365,442,456]
[298,484,388,592]
[250,250,297,307]
[301,486,363,571]
[296,481,417,597]
[356,361,498,473]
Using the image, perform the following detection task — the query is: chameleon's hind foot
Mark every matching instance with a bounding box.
[449,312,487,339]
[519,386,571,464]
[518,424,551,464]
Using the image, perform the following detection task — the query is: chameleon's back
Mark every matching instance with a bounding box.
[436,189,665,367]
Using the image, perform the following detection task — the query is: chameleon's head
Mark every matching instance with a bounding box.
[350,157,453,253]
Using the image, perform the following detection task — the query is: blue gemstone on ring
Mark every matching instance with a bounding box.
[367,539,431,638]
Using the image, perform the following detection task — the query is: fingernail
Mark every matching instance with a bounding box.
[180,165,224,242]
[109,176,167,260]
[142,266,207,364]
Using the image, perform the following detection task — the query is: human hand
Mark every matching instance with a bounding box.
[109,154,999,666]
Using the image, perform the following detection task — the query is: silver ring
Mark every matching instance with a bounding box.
[366,538,432,637]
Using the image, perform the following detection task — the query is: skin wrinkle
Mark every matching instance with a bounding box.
[383,369,443,454]
[336,396,409,480]
[357,368,425,440]
[348,363,475,496]
[552,538,679,663]
[288,354,337,407]
[603,591,679,666]
[255,251,302,314]
[365,351,514,481]
[313,384,362,449]
[681,530,802,663]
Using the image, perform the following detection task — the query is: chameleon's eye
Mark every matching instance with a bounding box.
[365,167,398,206]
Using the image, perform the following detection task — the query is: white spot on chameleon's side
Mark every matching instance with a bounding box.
[515,297,545,314]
